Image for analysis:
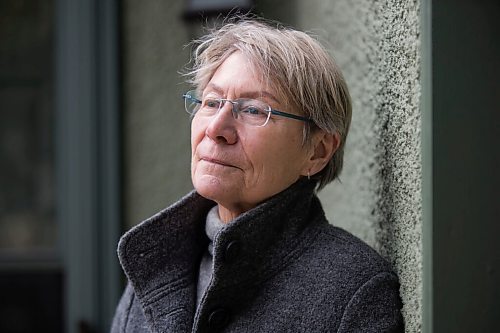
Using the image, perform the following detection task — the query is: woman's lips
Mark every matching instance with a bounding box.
[201,157,238,168]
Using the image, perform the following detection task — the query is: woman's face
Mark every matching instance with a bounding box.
[191,52,315,222]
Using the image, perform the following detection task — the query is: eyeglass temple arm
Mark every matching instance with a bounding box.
[270,109,313,122]
[182,93,201,104]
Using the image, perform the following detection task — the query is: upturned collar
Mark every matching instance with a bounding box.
[117,178,326,329]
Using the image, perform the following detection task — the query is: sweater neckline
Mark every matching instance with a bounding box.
[205,205,225,256]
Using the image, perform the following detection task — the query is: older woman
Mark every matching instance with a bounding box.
[111,18,403,332]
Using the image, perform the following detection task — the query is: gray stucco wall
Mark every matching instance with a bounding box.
[124,1,422,331]
[123,0,194,226]
[293,1,422,331]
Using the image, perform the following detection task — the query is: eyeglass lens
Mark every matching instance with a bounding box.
[184,91,271,126]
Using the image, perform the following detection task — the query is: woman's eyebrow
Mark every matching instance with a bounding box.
[204,83,224,95]
[240,91,279,104]
[205,83,279,104]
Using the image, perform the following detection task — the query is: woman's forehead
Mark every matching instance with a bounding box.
[203,82,279,102]
[201,51,292,108]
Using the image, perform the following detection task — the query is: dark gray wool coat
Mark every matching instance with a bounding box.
[111,179,404,333]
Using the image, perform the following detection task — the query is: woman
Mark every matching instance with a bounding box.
[112,18,403,332]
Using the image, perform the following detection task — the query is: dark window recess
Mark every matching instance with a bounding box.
[0,271,63,333]
[0,0,56,252]
[0,1,62,332]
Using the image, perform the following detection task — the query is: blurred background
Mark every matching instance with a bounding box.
[0,0,498,332]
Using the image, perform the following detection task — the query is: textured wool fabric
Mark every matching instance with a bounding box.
[196,206,225,308]
[111,179,404,332]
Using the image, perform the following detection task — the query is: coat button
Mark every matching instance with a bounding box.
[208,308,230,330]
[224,240,241,263]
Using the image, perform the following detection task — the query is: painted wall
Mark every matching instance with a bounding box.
[123,1,422,331]
[123,0,194,227]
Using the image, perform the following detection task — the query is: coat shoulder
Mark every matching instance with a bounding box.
[310,222,394,277]
[289,220,400,308]
[282,222,404,331]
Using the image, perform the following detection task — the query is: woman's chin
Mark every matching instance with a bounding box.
[193,174,236,203]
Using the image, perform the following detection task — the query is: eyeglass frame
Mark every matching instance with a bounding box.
[182,90,313,127]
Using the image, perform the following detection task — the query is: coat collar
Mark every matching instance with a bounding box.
[208,179,324,288]
[117,178,325,330]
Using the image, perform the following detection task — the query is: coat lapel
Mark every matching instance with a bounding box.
[118,191,214,332]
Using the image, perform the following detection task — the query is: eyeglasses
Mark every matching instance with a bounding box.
[182,90,312,127]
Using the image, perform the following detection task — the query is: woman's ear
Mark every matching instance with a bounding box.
[303,131,341,177]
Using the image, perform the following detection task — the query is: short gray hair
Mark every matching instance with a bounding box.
[185,17,352,190]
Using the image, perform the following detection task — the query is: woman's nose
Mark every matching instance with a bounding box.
[205,101,238,144]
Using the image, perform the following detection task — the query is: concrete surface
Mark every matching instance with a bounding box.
[123,0,194,227]
[293,1,422,331]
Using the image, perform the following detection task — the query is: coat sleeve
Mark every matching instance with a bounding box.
[337,271,404,333]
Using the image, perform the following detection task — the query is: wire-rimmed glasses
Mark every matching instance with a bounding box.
[182,90,312,127]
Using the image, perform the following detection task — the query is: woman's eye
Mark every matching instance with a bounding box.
[205,99,220,108]
[246,107,260,114]
[242,106,264,115]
